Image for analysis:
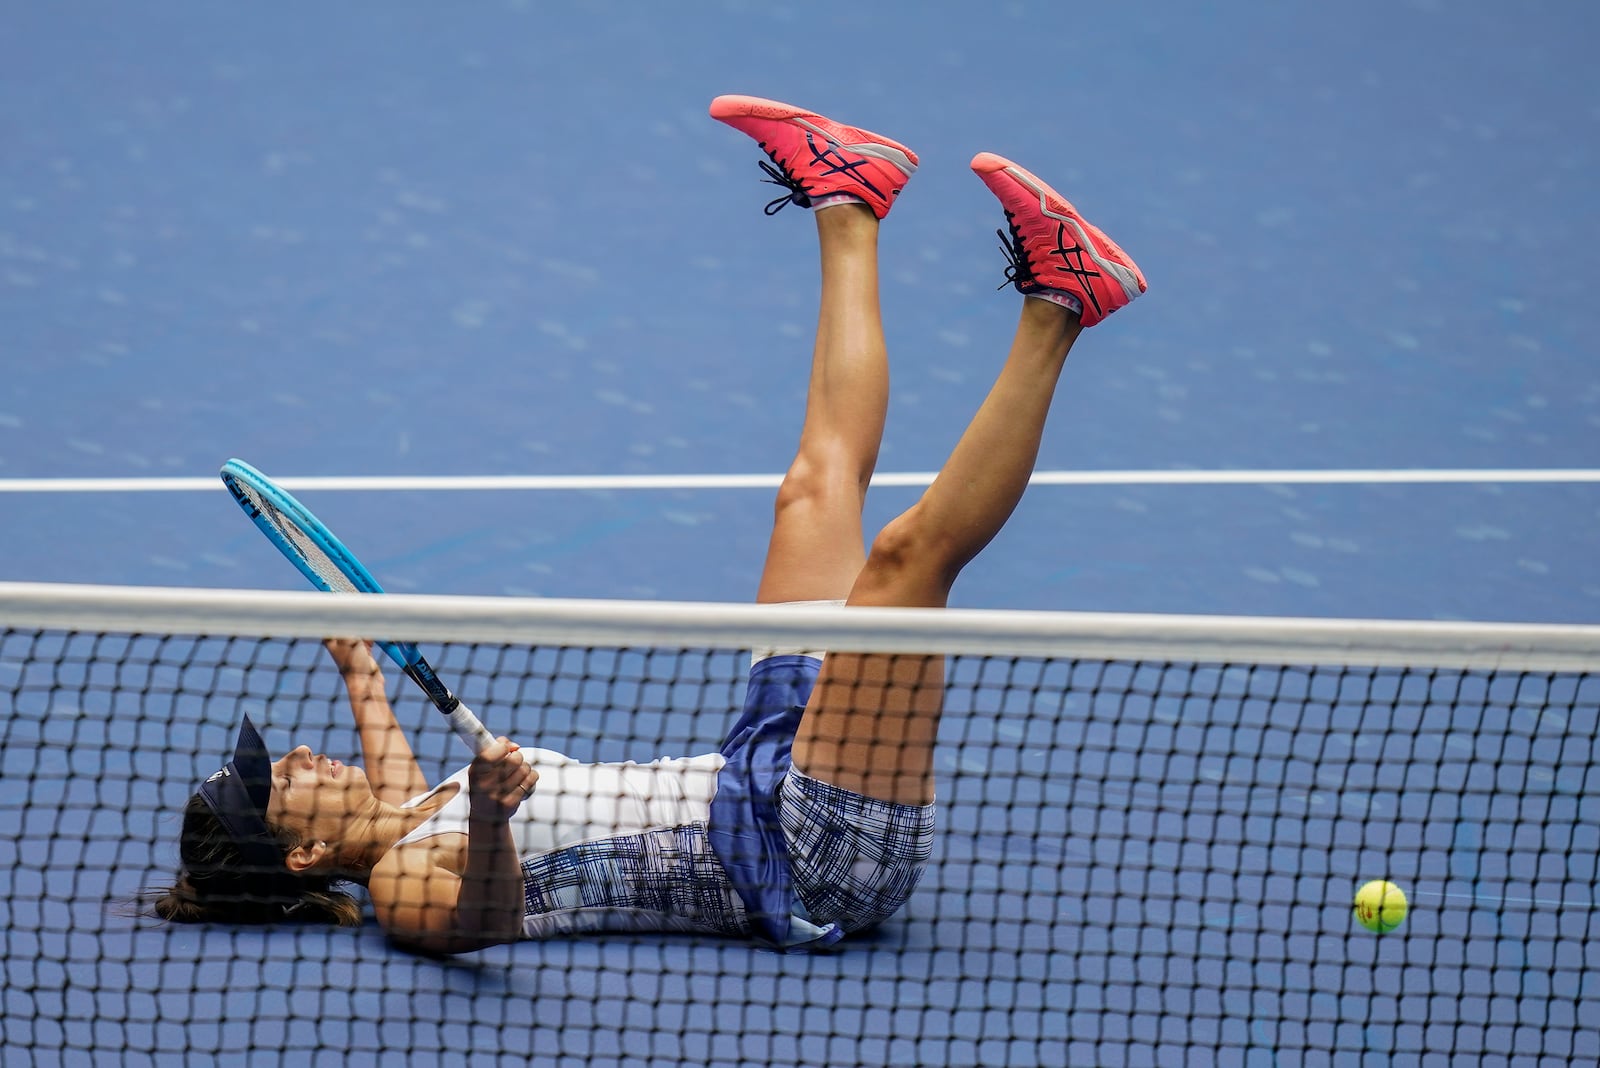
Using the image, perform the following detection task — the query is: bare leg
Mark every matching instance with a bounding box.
[792,298,1082,804]
[756,203,891,604]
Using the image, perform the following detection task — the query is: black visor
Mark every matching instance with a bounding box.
[195,715,287,874]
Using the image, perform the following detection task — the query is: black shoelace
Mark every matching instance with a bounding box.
[758,159,812,215]
[756,133,884,216]
[995,214,1036,291]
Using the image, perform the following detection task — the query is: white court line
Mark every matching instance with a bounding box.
[1420,889,1597,911]
[0,469,1598,493]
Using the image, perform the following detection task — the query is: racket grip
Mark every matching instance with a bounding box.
[447,702,498,755]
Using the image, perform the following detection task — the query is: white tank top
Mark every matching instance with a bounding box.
[394,747,726,857]
[393,747,747,940]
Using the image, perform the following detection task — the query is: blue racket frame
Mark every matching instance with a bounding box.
[220,458,495,753]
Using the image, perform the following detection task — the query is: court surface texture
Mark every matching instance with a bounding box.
[2,4,1596,1066]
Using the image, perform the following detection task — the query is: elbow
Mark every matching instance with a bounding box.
[387,932,466,958]
[382,906,525,956]
[386,923,521,957]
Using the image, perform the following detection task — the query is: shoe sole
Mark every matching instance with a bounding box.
[970,152,1145,304]
[711,94,919,176]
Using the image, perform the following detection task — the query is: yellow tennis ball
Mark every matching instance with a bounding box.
[1353,880,1408,934]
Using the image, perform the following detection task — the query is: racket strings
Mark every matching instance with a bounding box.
[245,487,360,594]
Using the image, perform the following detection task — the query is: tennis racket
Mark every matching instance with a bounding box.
[220,458,497,755]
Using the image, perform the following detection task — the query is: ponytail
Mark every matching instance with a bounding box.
[140,795,363,928]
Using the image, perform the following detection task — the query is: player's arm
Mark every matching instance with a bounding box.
[322,638,431,805]
[369,738,536,955]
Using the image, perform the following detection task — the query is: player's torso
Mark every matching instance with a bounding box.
[396,750,749,937]
[388,749,727,875]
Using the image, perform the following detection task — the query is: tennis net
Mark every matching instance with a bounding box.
[1,581,1596,1067]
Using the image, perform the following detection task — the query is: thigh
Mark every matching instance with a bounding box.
[755,478,868,604]
[791,650,945,805]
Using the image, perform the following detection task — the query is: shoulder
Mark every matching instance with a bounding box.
[370,785,469,917]
[370,842,462,905]
[368,843,466,950]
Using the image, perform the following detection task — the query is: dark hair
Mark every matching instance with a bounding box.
[139,795,364,927]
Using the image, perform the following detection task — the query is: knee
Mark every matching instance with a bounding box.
[858,506,960,597]
[773,448,870,519]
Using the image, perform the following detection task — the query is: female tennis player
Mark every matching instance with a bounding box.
[146,94,1146,953]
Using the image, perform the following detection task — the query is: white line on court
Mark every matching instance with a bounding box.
[1420,889,1597,911]
[0,469,1598,493]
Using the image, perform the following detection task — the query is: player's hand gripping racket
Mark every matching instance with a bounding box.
[220,458,497,755]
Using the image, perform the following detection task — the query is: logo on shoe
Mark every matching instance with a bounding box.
[804,133,884,200]
[1048,224,1103,317]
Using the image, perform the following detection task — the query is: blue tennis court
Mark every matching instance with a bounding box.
[2,2,1597,1065]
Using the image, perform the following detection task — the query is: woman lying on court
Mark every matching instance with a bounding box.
[145,94,1146,954]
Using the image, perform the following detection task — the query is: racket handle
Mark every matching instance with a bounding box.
[446,701,498,756]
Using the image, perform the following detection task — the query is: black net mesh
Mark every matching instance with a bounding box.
[1,623,1596,1066]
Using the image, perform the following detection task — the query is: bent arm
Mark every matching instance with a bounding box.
[323,638,431,805]
[370,824,526,955]
[369,737,535,955]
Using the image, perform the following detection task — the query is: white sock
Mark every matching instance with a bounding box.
[811,193,868,211]
[1026,289,1084,317]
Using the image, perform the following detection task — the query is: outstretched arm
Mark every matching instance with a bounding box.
[322,638,431,805]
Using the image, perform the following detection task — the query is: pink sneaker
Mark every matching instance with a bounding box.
[710,95,918,219]
[970,152,1146,327]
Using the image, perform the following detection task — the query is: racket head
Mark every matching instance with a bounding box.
[221,459,386,596]
[221,459,493,754]
[221,458,419,659]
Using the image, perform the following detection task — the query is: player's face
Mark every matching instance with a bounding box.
[265,745,372,843]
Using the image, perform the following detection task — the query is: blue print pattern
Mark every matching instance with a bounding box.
[779,768,935,934]
[521,821,751,937]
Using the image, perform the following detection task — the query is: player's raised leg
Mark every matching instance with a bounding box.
[793,153,1147,805]
[710,95,919,603]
